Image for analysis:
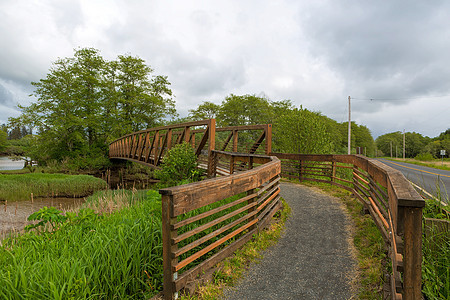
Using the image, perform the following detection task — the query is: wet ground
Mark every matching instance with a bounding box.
[0,197,85,239]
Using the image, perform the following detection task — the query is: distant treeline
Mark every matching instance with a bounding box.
[376,129,450,159]
[2,47,445,170]
[185,95,376,156]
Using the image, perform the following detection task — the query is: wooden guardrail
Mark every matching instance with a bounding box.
[159,151,281,299]
[272,153,425,300]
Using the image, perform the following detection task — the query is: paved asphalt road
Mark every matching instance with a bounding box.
[377,158,450,202]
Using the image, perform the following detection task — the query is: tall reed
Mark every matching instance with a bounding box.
[0,190,163,299]
[0,173,107,201]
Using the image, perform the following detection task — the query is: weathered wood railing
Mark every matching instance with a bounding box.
[109,120,272,178]
[109,119,216,175]
[159,151,281,299]
[272,153,424,300]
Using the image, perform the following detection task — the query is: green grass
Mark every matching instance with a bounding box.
[0,185,289,299]
[0,190,163,299]
[0,173,108,201]
[422,197,450,300]
[384,157,450,171]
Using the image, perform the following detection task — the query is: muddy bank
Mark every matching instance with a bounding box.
[0,197,85,239]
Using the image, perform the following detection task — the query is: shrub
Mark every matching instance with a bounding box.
[415,152,435,161]
[154,142,201,187]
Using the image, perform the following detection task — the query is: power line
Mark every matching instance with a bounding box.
[352,94,450,101]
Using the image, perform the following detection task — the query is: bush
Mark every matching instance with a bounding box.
[154,142,201,187]
[415,152,435,161]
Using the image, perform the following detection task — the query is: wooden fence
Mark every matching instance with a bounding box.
[159,151,281,299]
[109,121,425,299]
[272,153,425,300]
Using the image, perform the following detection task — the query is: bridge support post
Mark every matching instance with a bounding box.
[265,124,272,155]
[207,119,216,177]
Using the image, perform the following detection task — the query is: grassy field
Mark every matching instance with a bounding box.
[384,157,450,171]
[0,173,107,201]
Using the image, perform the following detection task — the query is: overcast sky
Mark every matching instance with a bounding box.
[1,0,449,138]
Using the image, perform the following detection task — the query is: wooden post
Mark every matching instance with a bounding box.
[299,159,303,182]
[265,124,272,155]
[185,127,191,143]
[233,130,238,152]
[207,119,216,177]
[167,129,173,150]
[162,194,178,300]
[230,156,235,175]
[331,161,336,182]
[402,206,423,300]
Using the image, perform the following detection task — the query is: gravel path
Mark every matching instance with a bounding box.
[223,182,357,300]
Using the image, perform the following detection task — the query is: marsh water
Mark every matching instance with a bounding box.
[0,197,85,239]
[0,157,24,171]
[0,157,87,238]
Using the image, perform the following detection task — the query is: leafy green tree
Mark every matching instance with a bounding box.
[353,124,376,156]
[405,132,429,158]
[217,94,272,126]
[9,48,176,168]
[376,132,403,157]
[188,101,220,120]
[273,107,334,154]
[0,129,7,153]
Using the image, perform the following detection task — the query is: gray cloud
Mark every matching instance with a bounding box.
[0,0,448,138]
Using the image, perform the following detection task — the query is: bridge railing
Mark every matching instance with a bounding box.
[159,151,281,299]
[109,120,272,178]
[271,153,424,300]
[109,119,216,175]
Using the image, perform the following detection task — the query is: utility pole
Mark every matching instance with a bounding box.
[403,129,406,160]
[396,145,398,158]
[348,96,351,155]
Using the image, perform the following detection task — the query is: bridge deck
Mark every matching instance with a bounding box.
[223,182,357,300]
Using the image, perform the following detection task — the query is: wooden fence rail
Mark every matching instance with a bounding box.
[159,151,281,299]
[271,153,424,300]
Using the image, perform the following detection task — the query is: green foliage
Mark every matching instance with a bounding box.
[0,190,163,299]
[0,129,7,153]
[217,94,273,126]
[0,173,107,201]
[25,207,68,233]
[9,47,176,169]
[376,131,435,158]
[189,95,377,156]
[188,101,221,120]
[155,142,200,187]
[422,197,450,299]
[273,107,334,154]
[415,152,434,161]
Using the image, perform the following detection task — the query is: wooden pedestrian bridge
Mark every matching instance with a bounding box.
[109,119,424,300]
